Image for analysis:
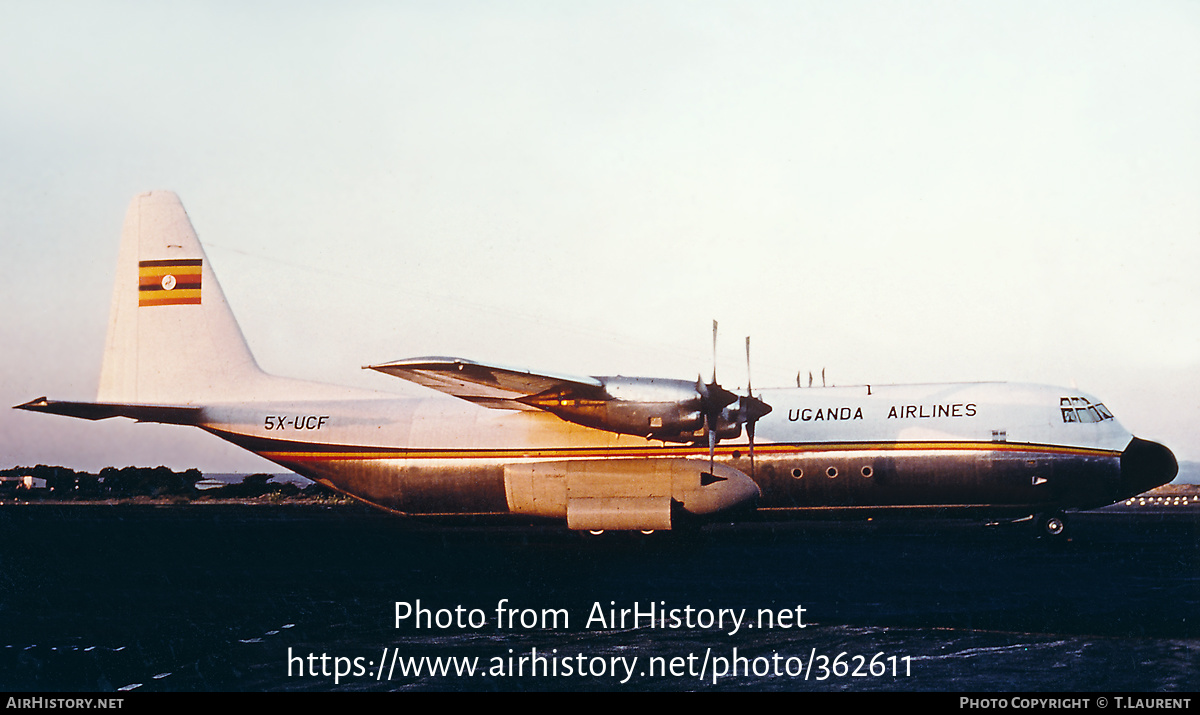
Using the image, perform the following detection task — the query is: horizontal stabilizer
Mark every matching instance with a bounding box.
[365,357,603,410]
[14,397,203,425]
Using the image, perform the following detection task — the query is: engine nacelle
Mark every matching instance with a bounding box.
[520,376,742,442]
[503,458,761,531]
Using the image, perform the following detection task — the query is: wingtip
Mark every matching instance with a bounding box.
[13,396,50,411]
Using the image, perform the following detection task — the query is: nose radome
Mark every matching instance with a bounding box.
[1120,437,1178,497]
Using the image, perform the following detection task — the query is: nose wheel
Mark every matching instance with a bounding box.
[1037,511,1069,538]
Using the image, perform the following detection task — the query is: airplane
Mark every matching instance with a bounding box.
[15,191,1178,538]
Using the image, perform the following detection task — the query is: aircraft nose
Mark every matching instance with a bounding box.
[1120,437,1177,497]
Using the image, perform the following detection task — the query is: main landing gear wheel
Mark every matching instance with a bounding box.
[577,529,664,541]
[1037,512,1069,538]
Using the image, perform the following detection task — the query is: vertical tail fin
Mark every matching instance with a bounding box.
[97,191,266,404]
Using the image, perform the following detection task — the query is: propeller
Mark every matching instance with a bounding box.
[696,321,772,477]
[700,321,737,475]
[739,335,773,476]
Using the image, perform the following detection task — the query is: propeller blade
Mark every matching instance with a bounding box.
[745,336,753,395]
[746,336,755,474]
[708,418,716,476]
[711,319,719,386]
[748,419,757,475]
[741,335,773,477]
[698,320,739,467]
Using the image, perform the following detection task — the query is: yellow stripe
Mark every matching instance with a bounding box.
[260,441,1121,463]
[139,291,202,307]
[750,441,1115,457]
[139,266,202,277]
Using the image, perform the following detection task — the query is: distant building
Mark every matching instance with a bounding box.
[0,475,47,490]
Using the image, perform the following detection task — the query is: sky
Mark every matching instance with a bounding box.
[2,1,1198,473]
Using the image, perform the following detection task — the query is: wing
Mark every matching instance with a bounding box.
[366,356,768,446]
[364,356,605,410]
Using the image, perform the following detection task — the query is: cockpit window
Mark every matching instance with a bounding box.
[1060,397,1113,424]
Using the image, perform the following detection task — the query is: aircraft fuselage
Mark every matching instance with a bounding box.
[190,380,1171,525]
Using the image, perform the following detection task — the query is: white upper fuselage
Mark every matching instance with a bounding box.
[197,380,1131,458]
[756,382,1130,453]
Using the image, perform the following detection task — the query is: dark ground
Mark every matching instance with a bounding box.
[0,504,1195,691]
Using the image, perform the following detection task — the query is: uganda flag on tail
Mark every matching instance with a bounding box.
[139,259,202,307]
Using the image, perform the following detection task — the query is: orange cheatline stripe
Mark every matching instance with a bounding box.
[255,440,1121,463]
[750,441,1115,457]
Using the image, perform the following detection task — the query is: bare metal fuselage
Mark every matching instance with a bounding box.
[190,380,1172,525]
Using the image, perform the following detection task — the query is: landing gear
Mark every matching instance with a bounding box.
[1037,511,1069,539]
[579,529,661,539]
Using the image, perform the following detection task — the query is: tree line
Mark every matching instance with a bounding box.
[0,465,336,500]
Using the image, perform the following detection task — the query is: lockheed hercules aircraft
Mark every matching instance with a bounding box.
[16,192,1177,537]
